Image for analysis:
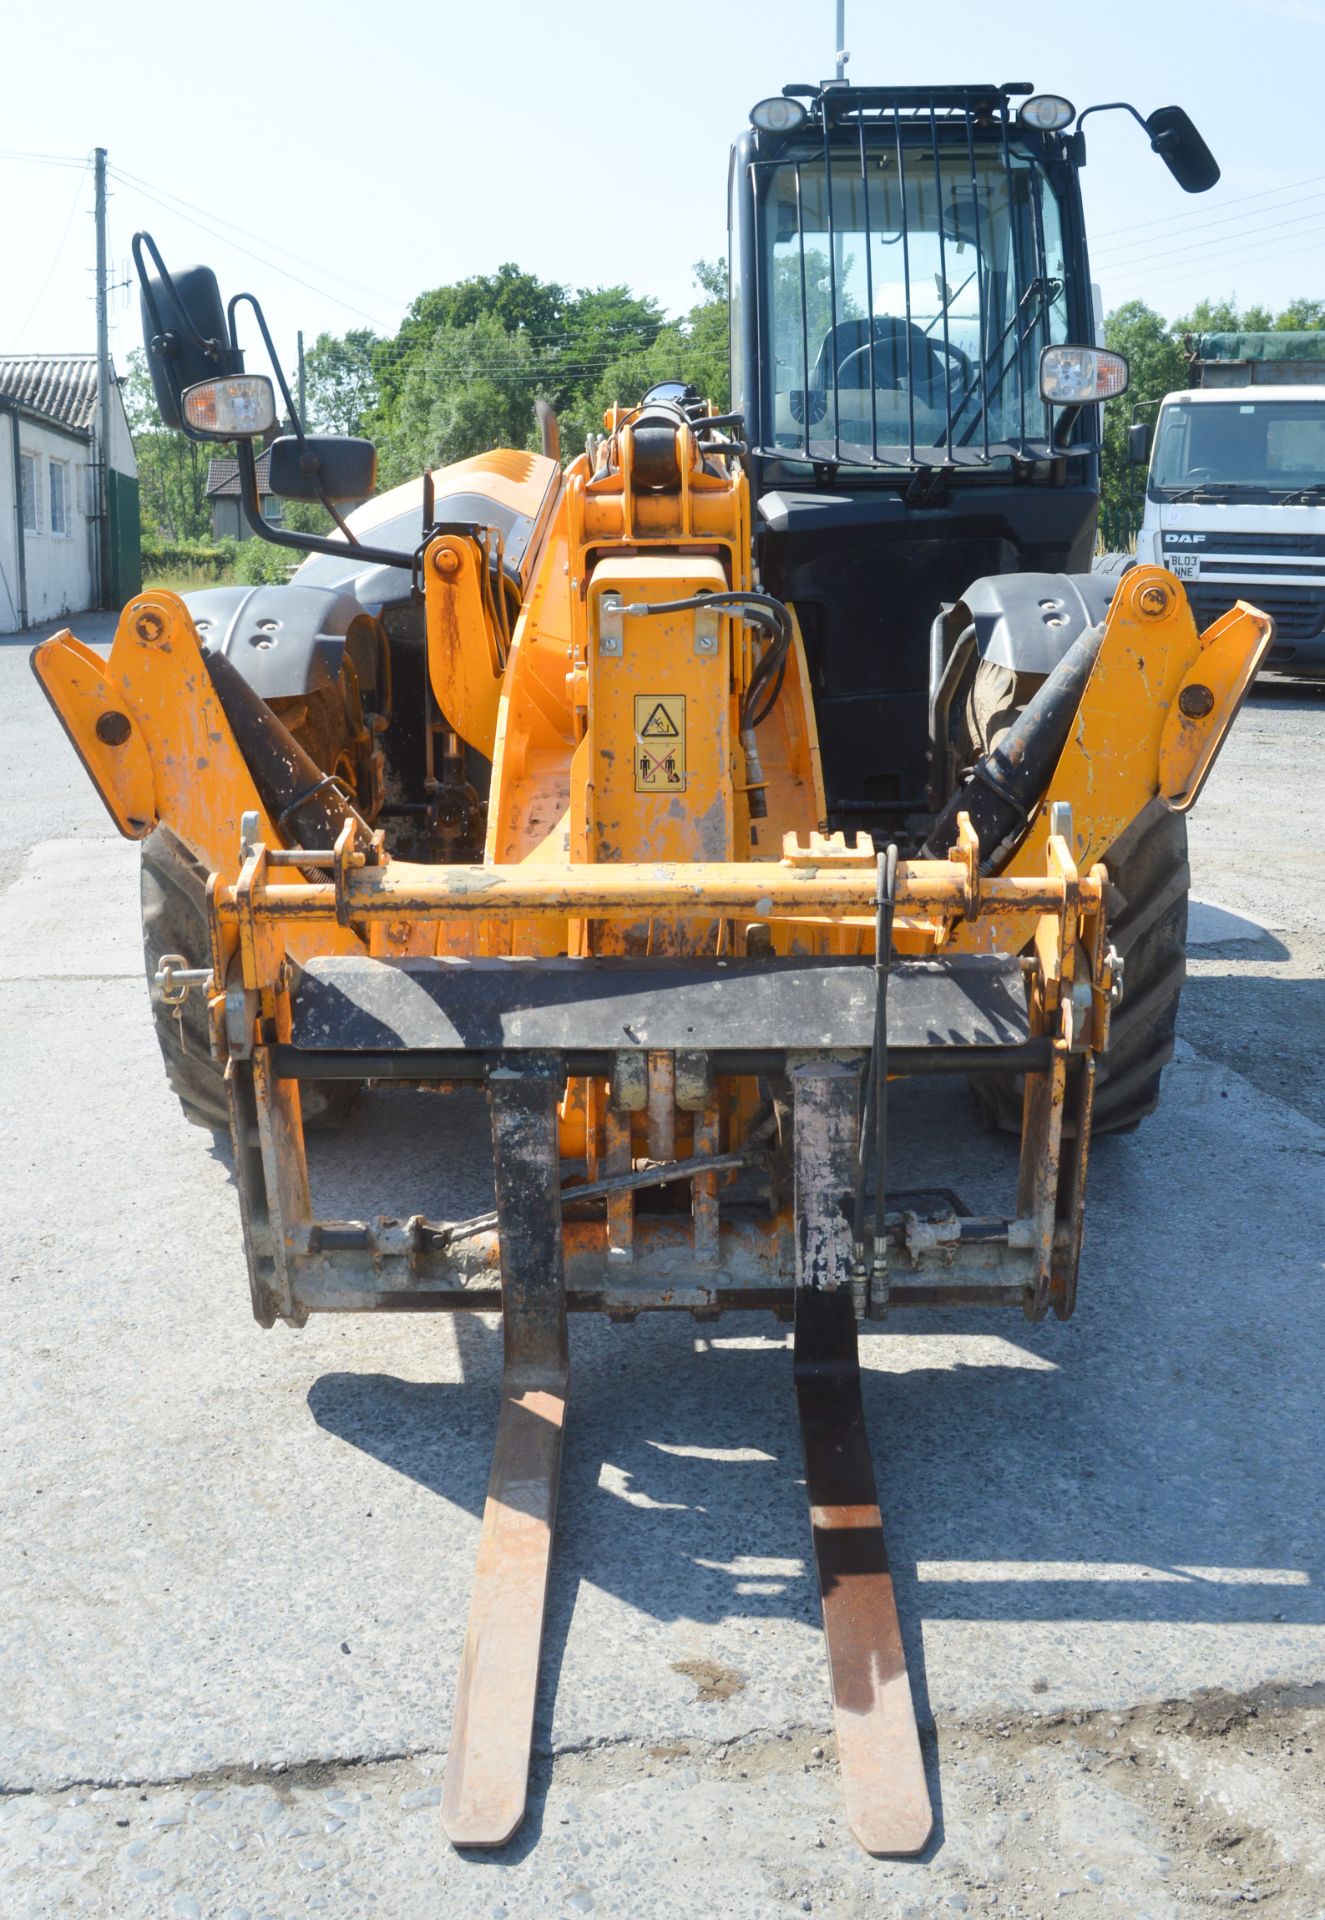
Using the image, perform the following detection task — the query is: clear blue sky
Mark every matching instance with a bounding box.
[2,0,1322,375]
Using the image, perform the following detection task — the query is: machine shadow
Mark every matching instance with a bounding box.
[1248,674,1325,710]
[306,1118,1321,1842]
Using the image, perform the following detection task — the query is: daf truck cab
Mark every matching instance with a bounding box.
[1132,333,1325,675]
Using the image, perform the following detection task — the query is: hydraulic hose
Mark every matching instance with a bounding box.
[922,623,1107,866]
[617,589,794,732]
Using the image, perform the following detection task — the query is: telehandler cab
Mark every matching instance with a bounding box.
[34,79,1268,1855]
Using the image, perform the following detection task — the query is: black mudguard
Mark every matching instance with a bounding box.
[181,582,378,701]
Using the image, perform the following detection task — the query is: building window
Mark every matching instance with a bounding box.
[20,452,39,533]
[49,459,68,537]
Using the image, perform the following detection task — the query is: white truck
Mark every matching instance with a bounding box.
[1126,332,1325,675]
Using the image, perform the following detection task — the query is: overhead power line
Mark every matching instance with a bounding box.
[0,146,88,171]
[1089,169,1325,244]
[108,163,413,312]
[1092,186,1325,263]
[1101,205,1325,277]
[4,160,91,352]
[106,163,693,349]
[1136,233,1325,298]
[107,168,401,328]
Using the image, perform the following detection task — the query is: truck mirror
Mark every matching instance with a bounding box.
[1144,106,1220,194]
[138,261,236,432]
[268,435,377,504]
[1128,421,1153,465]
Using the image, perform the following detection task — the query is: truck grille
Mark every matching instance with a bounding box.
[1184,581,1325,640]
[1163,530,1325,559]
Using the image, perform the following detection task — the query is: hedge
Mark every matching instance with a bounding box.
[140,538,238,580]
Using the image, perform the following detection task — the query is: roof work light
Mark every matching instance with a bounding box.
[750,96,809,133]
[1020,94,1076,132]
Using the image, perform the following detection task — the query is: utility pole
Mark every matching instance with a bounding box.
[297,329,306,428]
[93,146,113,608]
[835,0,848,81]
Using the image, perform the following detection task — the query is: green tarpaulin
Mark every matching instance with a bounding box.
[1196,331,1325,363]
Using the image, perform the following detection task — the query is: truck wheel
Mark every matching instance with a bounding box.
[1092,551,1136,581]
[951,594,1191,1141]
[141,826,354,1134]
[1090,801,1190,1131]
[972,799,1188,1135]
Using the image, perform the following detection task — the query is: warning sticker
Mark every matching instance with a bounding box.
[634,694,686,792]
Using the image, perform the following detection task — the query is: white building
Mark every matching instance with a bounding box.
[0,354,140,630]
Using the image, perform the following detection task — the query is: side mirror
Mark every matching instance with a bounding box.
[1145,106,1220,194]
[139,261,237,431]
[1128,420,1153,465]
[268,435,377,503]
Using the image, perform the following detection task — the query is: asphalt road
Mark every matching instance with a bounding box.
[2,612,1323,1919]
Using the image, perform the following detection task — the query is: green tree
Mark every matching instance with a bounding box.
[575,260,731,449]
[374,265,566,421]
[1100,301,1187,538]
[300,328,379,436]
[1173,297,1248,335]
[365,258,730,478]
[122,348,220,543]
[1269,298,1325,331]
[1172,297,1325,337]
[549,283,666,441]
[379,311,551,485]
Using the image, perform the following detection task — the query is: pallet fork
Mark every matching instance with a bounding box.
[440,1053,931,1854]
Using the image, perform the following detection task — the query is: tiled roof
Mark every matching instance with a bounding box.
[206,448,274,497]
[0,354,100,432]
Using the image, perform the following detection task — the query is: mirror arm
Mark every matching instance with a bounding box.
[233,445,491,572]
[233,439,420,568]
[229,290,363,548]
[1075,101,1150,138]
[229,291,303,438]
[1052,402,1083,452]
[133,231,230,366]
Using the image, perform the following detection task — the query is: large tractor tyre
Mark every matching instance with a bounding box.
[958,662,1189,1135]
[141,827,355,1134]
[973,800,1188,1135]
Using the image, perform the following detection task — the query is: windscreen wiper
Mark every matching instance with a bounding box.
[954,278,1053,451]
[1275,481,1325,504]
[1163,483,1236,502]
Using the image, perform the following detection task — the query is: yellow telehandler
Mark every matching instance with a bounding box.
[33,80,1269,1856]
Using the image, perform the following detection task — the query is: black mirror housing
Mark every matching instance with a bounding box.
[139,263,236,431]
[1145,106,1220,193]
[1128,420,1153,465]
[268,435,377,504]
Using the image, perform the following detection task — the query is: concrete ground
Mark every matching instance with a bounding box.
[2,614,1323,1919]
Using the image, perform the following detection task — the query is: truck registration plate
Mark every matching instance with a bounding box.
[1168,553,1200,579]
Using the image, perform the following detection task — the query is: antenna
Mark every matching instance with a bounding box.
[835,0,848,82]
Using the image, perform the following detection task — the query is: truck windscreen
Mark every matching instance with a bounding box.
[757,140,1069,469]
[1151,399,1325,497]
